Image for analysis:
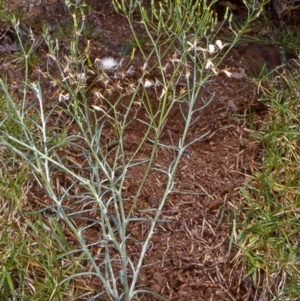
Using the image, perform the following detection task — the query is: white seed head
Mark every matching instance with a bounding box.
[95,57,118,71]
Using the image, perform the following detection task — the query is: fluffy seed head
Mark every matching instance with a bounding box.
[95,57,118,71]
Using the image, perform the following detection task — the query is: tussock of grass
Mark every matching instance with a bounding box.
[234,68,300,300]
[0,190,83,300]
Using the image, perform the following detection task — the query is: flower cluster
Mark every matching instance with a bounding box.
[187,39,232,77]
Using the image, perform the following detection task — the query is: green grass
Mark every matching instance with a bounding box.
[0,184,82,300]
[0,0,299,300]
[233,69,300,300]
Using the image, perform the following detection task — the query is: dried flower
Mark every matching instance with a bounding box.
[143,79,153,88]
[223,70,232,77]
[215,40,227,51]
[92,104,105,112]
[59,92,70,102]
[126,66,135,76]
[208,44,217,54]
[142,62,148,71]
[77,73,86,84]
[205,59,214,70]
[185,69,191,80]
[187,40,207,52]
[205,59,218,74]
[158,88,166,100]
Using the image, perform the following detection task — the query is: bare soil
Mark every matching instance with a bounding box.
[1,1,292,300]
